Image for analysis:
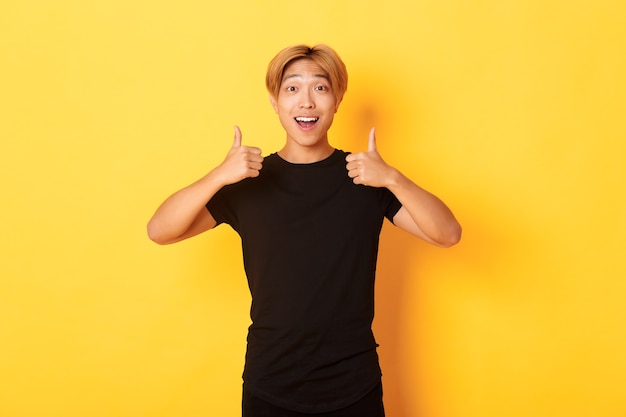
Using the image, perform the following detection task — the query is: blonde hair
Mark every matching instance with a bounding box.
[265,44,348,104]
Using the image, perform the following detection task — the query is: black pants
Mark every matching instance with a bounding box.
[242,382,385,417]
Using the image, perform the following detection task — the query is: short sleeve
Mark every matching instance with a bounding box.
[383,189,402,224]
[206,186,236,228]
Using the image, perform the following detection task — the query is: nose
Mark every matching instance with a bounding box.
[299,90,315,109]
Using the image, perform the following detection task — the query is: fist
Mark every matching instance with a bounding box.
[345,128,392,187]
[218,126,263,185]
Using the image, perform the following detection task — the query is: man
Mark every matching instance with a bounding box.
[147,44,461,417]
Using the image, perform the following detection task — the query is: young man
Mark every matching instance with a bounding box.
[148,44,461,416]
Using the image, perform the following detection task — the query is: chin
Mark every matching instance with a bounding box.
[294,136,327,148]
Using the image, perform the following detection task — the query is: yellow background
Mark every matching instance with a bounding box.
[1,1,625,416]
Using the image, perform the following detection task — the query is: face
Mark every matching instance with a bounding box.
[270,59,340,157]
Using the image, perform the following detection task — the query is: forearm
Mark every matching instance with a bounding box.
[147,171,224,244]
[387,168,462,247]
[148,127,264,244]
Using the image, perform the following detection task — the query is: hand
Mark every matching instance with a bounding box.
[214,126,263,185]
[346,128,395,187]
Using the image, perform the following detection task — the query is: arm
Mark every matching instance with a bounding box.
[345,128,461,248]
[147,126,263,245]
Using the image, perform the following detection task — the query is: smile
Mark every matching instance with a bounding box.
[295,117,319,129]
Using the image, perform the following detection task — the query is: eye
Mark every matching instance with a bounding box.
[286,86,297,92]
[315,85,328,91]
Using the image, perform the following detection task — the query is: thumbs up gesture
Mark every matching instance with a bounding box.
[346,128,396,188]
[214,125,264,186]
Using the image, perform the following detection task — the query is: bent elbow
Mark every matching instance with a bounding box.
[438,223,462,248]
[147,221,172,245]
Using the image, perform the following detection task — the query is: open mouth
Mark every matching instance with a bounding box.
[295,117,319,129]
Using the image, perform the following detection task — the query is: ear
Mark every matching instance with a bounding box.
[334,97,342,113]
[269,95,279,114]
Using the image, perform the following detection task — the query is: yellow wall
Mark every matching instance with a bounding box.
[2,1,625,416]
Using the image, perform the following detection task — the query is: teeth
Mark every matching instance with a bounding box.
[295,117,318,122]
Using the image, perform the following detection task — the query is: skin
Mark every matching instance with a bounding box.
[147,58,461,247]
[346,128,461,247]
[270,59,338,164]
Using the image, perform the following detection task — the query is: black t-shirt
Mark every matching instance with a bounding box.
[206,149,402,413]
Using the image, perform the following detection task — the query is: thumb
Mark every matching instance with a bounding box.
[232,125,242,148]
[368,127,377,152]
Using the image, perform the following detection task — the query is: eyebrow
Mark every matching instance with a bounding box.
[281,73,330,83]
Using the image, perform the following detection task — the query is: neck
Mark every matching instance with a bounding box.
[277,142,335,164]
